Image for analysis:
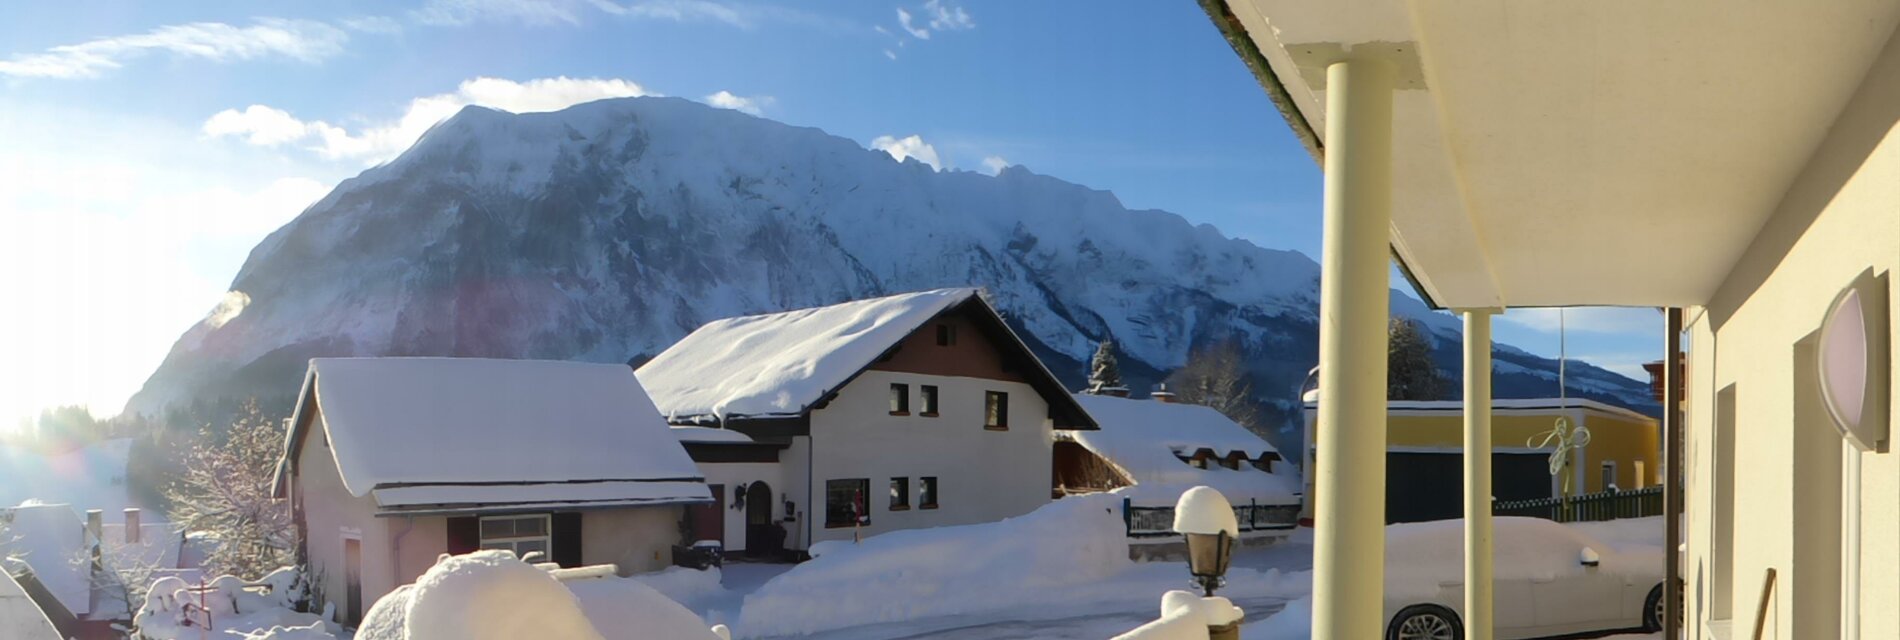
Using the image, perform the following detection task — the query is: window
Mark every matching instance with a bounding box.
[984,391,1009,430]
[1600,461,1618,492]
[1631,460,1645,489]
[889,383,910,415]
[918,477,938,509]
[825,479,871,528]
[920,385,939,416]
[889,477,910,510]
[936,323,957,346]
[479,514,550,560]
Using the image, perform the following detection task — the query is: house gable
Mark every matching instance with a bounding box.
[866,304,1030,383]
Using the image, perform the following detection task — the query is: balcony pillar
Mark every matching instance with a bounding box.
[1312,56,1395,640]
[1462,308,1499,640]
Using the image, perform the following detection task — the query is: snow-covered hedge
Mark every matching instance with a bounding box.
[737,493,1131,636]
[357,550,723,640]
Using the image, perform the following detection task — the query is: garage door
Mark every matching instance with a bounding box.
[1386,452,1551,523]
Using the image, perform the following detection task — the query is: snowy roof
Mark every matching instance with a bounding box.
[0,505,88,616]
[638,288,978,420]
[281,358,707,511]
[0,504,183,620]
[638,288,1094,428]
[1070,394,1298,507]
[669,426,754,444]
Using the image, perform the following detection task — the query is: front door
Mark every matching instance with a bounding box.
[686,484,725,546]
[745,482,779,557]
[343,537,363,626]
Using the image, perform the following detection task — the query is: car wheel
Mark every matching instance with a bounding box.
[1644,583,1666,631]
[1386,604,1464,640]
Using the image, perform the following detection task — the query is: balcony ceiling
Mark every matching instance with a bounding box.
[1221,0,1900,308]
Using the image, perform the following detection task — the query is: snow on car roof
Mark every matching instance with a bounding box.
[1071,394,1298,507]
[304,358,703,498]
[637,288,978,420]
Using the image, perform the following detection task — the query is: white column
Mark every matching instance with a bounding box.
[1312,56,1396,640]
[1462,309,1498,640]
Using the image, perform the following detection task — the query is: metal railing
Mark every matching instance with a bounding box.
[1492,485,1663,522]
[1123,498,1301,538]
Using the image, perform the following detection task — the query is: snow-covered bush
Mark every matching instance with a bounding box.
[132,567,338,640]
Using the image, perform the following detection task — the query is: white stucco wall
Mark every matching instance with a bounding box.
[694,462,786,552]
[1686,23,1900,640]
[805,370,1054,546]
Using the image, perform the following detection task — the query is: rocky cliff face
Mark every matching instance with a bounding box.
[126,96,1656,438]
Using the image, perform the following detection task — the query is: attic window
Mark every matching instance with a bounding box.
[936,324,957,346]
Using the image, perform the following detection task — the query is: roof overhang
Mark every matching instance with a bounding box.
[1207,0,1900,309]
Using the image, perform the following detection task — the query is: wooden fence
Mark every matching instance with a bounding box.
[1123,498,1301,538]
[1493,485,1664,522]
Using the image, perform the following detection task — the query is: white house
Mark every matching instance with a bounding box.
[1062,392,1301,547]
[637,288,1098,555]
[271,358,711,626]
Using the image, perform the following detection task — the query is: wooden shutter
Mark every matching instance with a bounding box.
[551,512,583,568]
[446,516,480,555]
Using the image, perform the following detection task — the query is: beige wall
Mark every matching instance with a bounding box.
[580,507,681,575]
[807,370,1053,545]
[1686,21,1900,640]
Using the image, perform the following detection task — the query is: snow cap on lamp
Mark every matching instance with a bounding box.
[1173,486,1239,536]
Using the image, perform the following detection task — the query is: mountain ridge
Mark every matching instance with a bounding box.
[126,96,1657,441]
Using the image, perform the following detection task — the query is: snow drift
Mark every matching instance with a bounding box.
[736,494,1132,636]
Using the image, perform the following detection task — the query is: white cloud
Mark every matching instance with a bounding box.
[340,16,405,34]
[204,76,650,164]
[0,18,347,79]
[413,0,818,30]
[883,48,898,61]
[922,0,974,31]
[1499,307,1662,335]
[896,7,930,39]
[871,134,942,170]
[981,155,1009,175]
[202,105,314,146]
[703,90,774,116]
[412,0,590,26]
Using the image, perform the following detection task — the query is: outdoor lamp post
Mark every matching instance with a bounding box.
[1174,486,1243,640]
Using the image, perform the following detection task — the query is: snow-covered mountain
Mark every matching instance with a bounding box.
[124,97,1656,427]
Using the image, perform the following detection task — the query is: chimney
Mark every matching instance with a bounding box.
[1151,383,1178,403]
[124,508,141,544]
[86,509,103,564]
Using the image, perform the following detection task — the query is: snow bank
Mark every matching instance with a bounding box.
[132,568,337,640]
[638,288,977,420]
[404,550,604,640]
[567,571,723,640]
[1250,595,1312,640]
[629,566,727,607]
[737,494,1131,636]
[356,552,720,640]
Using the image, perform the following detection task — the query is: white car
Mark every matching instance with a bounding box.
[1382,517,1665,640]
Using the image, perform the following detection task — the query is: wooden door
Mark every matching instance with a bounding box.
[686,484,725,545]
[343,538,363,626]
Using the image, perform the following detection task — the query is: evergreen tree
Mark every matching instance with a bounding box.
[1388,317,1444,400]
[1087,340,1125,393]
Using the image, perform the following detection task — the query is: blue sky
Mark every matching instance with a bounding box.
[0,0,1660,425]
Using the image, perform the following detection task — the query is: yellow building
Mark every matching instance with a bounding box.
[1302,398,1661,522]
